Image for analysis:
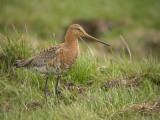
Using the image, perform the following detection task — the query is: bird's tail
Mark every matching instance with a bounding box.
[14,60,26,68]
[14,58,33,68]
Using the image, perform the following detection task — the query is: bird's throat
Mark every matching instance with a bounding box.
[65,34,79,50]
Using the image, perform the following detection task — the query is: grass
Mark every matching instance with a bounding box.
[0,0,160,119]
[0,31,160,120]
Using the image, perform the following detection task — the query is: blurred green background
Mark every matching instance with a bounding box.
[0,0,160,59]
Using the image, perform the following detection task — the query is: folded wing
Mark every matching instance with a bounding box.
[14,45,61,68]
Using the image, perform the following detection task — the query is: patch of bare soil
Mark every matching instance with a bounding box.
[111,99,160,119]
[119,101,160,116]
[128,101,160,116]
[101,73,152,89]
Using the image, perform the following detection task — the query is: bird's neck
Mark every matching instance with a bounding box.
[64,32,79,49]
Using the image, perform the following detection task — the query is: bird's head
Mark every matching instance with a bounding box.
[67,24,110,46]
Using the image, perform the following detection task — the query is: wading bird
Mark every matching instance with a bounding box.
[14,24,110,102]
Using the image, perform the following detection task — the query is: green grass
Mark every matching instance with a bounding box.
[0,31,160,120]
[0,0,160,119]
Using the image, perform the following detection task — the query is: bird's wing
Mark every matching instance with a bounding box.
[15,45,61,68]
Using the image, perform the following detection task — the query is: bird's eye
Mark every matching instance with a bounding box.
[77,28,80,31]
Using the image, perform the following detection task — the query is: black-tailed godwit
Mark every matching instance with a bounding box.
[14,24,110,102]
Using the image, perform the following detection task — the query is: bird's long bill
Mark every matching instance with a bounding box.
[84,34,110,46]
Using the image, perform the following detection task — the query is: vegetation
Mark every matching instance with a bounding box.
[0,31,160,119]
[0,0,160,59]
[0,0,160,119]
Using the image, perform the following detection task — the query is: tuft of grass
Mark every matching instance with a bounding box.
[0,30,33,70]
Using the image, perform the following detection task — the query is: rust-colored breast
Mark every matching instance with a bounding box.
[47,45,79,75]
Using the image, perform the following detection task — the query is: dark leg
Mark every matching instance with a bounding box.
[44,76,48,102]
[55,76,60,98]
